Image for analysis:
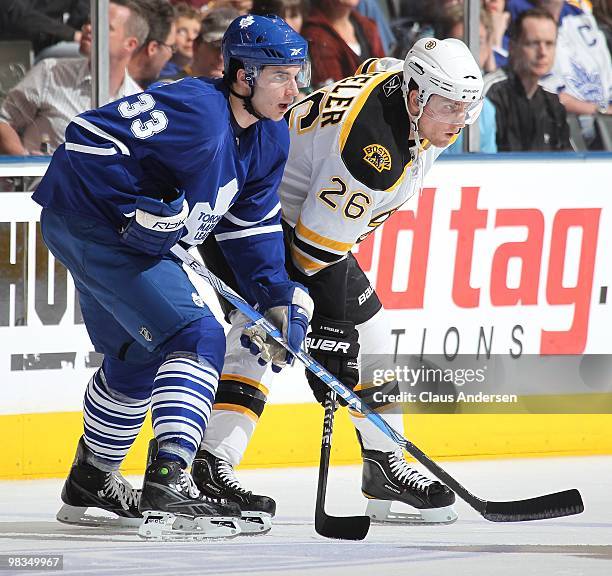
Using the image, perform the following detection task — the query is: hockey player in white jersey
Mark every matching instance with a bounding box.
[195,38,484,525]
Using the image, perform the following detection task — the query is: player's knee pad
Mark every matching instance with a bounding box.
[353,379,401,413]
[101,356,159,401]
[214,374,269,422]
[159,315,226,375]
[214,311,275,421]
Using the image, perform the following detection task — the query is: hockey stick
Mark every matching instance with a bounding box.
[315,390,370,540]
[172,244,584,522]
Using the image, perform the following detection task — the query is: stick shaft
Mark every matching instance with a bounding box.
[173,244,583,521]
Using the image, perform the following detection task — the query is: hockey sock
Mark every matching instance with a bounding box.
[155,449,188,468]
[350,410,405,452]
[200,373,268,466]
[151,355,218,467]
[83,369,150,471]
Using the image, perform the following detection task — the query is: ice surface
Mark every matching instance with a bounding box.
[0,456,610,576]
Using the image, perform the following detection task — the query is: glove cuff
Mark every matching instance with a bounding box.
[135,199,189,231]
[310,314,357,339]
[253,281,314,319]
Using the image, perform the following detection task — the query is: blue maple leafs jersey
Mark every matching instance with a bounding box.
[33,77,291,305]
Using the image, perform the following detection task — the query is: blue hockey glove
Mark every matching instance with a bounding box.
[241,283,314,373]
[121,192,189,256]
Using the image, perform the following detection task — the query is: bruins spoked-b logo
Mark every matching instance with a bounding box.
[425,40,436,50]
[363,144,392,173]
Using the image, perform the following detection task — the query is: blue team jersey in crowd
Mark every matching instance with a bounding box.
[33,77,291,304]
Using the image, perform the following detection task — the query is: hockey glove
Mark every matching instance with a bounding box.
[241,282,314,373]
[306,315,360,407]
[121,192,189,256]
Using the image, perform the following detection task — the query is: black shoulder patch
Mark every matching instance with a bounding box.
[340,73,412,191]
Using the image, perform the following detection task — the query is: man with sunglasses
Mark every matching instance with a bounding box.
[33,14,313,539]
[195,37,484,527]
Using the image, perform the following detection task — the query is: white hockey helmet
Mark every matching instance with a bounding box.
[403,37,484,127]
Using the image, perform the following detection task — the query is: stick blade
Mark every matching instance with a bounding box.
[483,489,584,522]
[315,512,370,540]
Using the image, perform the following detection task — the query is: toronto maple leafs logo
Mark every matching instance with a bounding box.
[568,58,604,103]
[240,15,255,29]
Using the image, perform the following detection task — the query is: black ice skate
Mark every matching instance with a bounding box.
[56,437,142,528]
[192,449,274,535]
[362,449,458,524]
[138,458,242,540]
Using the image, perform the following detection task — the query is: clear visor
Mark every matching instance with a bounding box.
[422,94,483,126]
[245,60,311,90]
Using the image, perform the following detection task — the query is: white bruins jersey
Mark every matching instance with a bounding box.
[281,58,451,276]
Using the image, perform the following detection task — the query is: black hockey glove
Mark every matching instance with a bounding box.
[306,315,360,407]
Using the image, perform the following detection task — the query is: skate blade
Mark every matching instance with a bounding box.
[138,511,241,541]
[365,499,458,525]
[56,503,142,528]
[237,511,272,535]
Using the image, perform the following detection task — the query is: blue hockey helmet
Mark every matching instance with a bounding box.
[222,14,310,88]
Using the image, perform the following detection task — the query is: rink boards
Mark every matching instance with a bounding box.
[1,154,612,479]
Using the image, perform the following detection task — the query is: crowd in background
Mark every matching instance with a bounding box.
[0,0,611,157]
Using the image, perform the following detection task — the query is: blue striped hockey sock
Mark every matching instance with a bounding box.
[151,355,218,467]
[82,369,150,471]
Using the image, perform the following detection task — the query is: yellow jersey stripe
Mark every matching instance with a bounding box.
[338,71,395,154]
[354,58,379,75]
[295,219,354,252]
[291,249,329,274]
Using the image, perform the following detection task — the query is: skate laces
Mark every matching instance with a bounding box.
[388,451,435,492]
[100,473,140,511]
[216,458,249,495]
[176,469,201,499]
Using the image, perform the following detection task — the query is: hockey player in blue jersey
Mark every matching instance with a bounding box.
[32,14,313,539]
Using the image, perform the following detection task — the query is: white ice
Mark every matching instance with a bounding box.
[0,456,610,576]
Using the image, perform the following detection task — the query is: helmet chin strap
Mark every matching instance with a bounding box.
[403,90,424,153]
[230,85,266,121]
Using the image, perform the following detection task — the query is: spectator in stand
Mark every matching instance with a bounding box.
[174,6,238,78]
[0,0,146,156]
[593,0,612,54]
[0,0,89,58]
[251,0,308,32]
[159,2,202,78]
[357,0,396,54]
[192,1,253,15]
[444,5,497,73]
[484,0,512,67]
[169,0,207,6]
[484,8,571,151]
[226,0,254,12]
[128,0,177,88]
[302,0,385,88]
[444,7,498,153]
[534,0,612,147]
